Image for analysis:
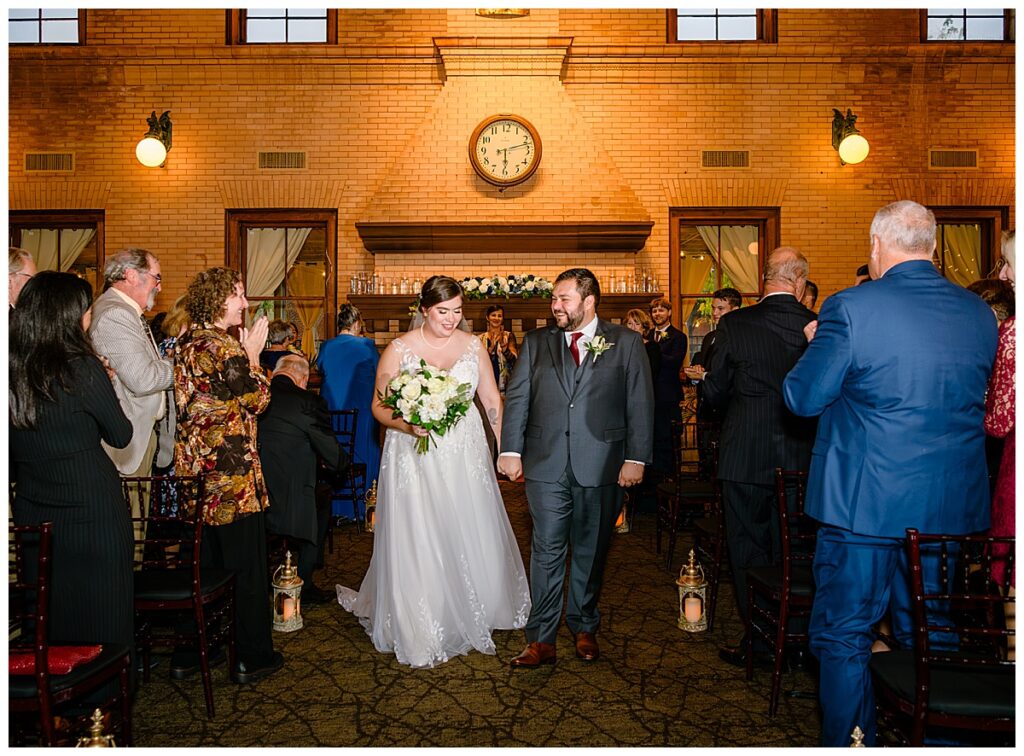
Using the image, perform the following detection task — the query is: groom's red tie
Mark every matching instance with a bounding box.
[569,332,583,367]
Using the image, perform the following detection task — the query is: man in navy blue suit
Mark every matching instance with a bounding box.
[783,200,998,746]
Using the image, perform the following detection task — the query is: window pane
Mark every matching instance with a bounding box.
[9,9,38,19]
[679,8,717,16]
[939,223,982,286]
[247,8,287,17]
[678,16,717,40]
[287,18,326,42]
[726,8,757,14]
[966,8,1003,15]
[247,18,285,42]
[42,20,78,43]
[42,8,78,18]
[718,226,760,294]
[929,16,965,39]
[718,16,756,40]
[291,8,327,17]
[9,20,39,43]
[966,16,1004,38]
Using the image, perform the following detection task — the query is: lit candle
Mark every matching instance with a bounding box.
[684,597,702,624]
[282,597,294,621]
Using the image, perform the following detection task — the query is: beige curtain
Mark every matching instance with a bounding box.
[19,228,95,272]
[698,225,759,294]
[289,264,324,356]
[246,227,312,298]
[941,224,982,287]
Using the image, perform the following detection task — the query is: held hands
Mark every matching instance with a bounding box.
[241,315,269,366]
[683,365,706,381]
[803,320,818,343]
[497,456,523,482]
[617,461,644,488]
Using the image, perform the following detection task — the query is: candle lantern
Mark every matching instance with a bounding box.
[272,550,303,632]
[614,493,630,534]
[676,549,707,632]
[364,480,378,533]
[76,708,116,748]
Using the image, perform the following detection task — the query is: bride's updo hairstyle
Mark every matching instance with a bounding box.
[419,275,464,314]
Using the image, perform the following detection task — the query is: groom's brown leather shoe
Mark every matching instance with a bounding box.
[574,632,600,661]
[509,642,556,668]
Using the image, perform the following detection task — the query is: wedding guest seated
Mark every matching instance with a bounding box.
[259,319,296,375]
[316,304,382,494]
[9,246,37,308]
[174,266,282,684]
[10,272,135,682]
[260,354,350,604]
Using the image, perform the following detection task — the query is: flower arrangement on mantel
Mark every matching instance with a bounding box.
[460,274,554,300]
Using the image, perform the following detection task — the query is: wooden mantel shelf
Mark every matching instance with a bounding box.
[355,222,654,255]
[350,293,662,336]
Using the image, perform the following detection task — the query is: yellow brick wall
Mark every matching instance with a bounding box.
[8,8,1015,321]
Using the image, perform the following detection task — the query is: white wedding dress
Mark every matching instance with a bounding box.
[337,336,531,668]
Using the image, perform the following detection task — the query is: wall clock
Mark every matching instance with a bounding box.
[469,114,542,187]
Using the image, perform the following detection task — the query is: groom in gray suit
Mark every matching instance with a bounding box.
[499,268,654,667]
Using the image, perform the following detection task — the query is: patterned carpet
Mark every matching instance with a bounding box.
[132,481,821,747]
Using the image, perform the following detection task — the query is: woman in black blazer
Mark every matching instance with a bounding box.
[10,272,134,651]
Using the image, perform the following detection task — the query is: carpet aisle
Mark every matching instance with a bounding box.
[132,481,820,747]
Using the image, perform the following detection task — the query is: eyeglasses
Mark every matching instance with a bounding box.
[11,272,33,280]
[141,270,162,284]
[989,258,1007,277]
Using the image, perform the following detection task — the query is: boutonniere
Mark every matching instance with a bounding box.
[584,335,614,363]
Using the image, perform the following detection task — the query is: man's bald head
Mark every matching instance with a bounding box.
[273,354,310,389]
[763,246,809,296]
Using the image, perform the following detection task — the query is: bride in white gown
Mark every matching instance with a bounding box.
[337,276,531,668]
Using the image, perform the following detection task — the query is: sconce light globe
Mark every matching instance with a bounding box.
[838,134,869,165]
[136,136,167,168]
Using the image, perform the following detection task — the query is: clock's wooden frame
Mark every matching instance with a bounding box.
[469,114,542,188]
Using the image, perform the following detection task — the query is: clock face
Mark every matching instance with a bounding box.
[469,115,542,187]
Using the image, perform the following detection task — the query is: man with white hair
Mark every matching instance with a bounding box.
[784,200,998,746]
[8,246,37,307]
[90,248,173,478]
[259,354,349,602]
[702,246,818,666]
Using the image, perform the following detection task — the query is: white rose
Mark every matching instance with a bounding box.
[465,279,478,291]
[525,281,536,291]
[424,394,447,420]
[480,283,491,294]
[396,398,414,418]
[497,277,508,290]
[401,382,423,401]
[426,376,447,396]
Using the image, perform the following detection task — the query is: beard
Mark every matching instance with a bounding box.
[145,289,157,311]
[554,305,585,332]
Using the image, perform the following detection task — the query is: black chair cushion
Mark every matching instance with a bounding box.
[870,649,1015,719]
[747,564,815,598]
[9,644,131,699]
[134,568,234,602]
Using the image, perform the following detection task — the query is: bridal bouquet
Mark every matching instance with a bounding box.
[379,359,473,453]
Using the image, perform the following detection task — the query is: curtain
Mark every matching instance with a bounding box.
[697,225,759,294]
[18,228,95,272]
[245,227,312,298]
[941,224,982,287]
[288,264,325,357]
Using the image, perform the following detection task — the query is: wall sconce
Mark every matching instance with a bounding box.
[475,9,530,17]
[832,108,869,165]
[135,110,172,168]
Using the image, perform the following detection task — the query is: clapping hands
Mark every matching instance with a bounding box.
[241,315,269,366]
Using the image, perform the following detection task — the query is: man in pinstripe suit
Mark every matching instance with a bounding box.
[701,247,817,664]
[90,248,174,479]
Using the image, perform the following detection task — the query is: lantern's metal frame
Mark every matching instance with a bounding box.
[272,551,304,633]
[676,549,708,632]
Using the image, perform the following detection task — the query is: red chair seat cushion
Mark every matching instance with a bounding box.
[9,645,102,676]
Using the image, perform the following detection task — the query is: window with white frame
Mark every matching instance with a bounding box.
[230,9,337,44]
[669,9,776,42]
[924,9,1013,41]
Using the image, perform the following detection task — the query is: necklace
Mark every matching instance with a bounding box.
[420,324,455,350]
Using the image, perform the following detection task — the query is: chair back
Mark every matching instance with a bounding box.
[669,420,715,486]
[774,469,816,574]
[328,409,359,458]
[905,529,1015,668]
[9,522,55,688]
[120,475,206,582]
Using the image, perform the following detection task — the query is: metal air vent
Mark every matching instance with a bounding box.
[24,152,74,172]
[701,150,750,169]
[929,149,978,170]
[259,151,307,170]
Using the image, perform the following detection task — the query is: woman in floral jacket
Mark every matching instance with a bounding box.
[174,266,284,684]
